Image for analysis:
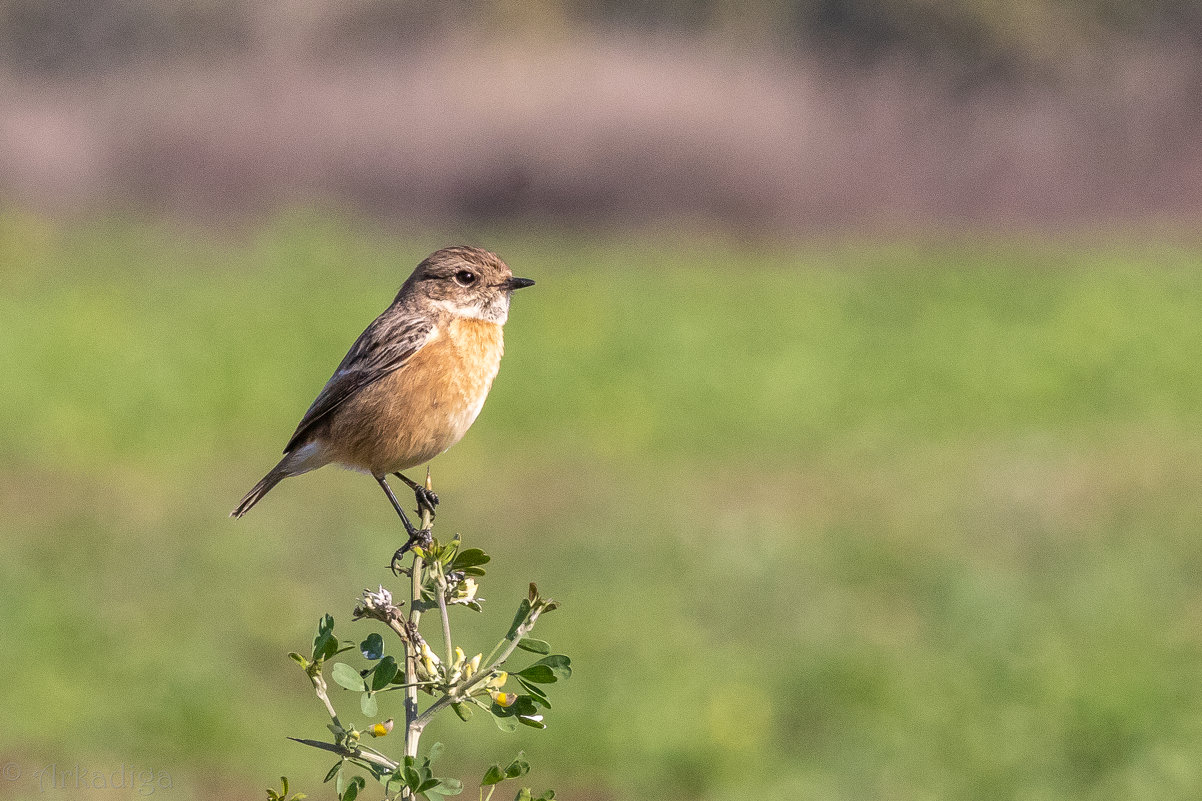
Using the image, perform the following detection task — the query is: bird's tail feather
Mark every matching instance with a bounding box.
[231,463,289,518]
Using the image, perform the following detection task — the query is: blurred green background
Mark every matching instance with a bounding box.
[4,212,1202,800]
[4,1,1202,799]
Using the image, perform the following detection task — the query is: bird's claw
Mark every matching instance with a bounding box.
[414,486,439,518]
[390,528,434,573]
[412,527,433,551]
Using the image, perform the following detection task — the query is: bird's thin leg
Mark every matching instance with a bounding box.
[376,476,432,569]
[393,470,439,517]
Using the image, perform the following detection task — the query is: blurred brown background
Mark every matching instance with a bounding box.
[3,0,1201,230]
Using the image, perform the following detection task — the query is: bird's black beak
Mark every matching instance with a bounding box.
[506,277,536,290]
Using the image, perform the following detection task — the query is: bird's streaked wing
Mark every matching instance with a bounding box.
[284,312,435,453]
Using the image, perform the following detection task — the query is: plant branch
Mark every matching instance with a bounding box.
[308,669,344,732]
[435,569,454,665]
[288,738,398,772]
[404,475,437,763]
[288,466,569,801]
[456,603,548,703]
[413,693,454,732]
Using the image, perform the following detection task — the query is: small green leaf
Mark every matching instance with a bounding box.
[360,633,385,660]
[427,742,445,765]
[314,633,338,662]
[289,652,309,668]
[441,777,465,794]
[515,789,532,801]
[515,665,556,684]
[504,755,530,779]
[515,677,548,700]
[490,710,518,732]
[517,655,572,683]
[516,638,551,655]
[340,775,365,801]
[452,702,473,721]
[426,777,464,797]
[518,715,546,729]
[360,691,378,717]
[371,656,399,690]
[460,566,487,577]
[324,760,344,783]
[451,548,491,569]
[331,662,366,692]
[312,615,337,662]
[481,765,505,786]
[507,599,532,639]
[517,679,551,709]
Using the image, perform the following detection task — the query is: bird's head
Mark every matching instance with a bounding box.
[400,246,534,324]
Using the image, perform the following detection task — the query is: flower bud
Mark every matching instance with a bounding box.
[417,641,441,681]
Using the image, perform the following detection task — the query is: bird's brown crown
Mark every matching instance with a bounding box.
[395,246,531,325]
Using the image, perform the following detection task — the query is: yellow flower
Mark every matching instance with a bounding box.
[368,719,394,738]
[490,690,517,707]
[485,671,507,691]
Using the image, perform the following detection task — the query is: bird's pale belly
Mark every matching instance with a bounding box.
[324,317,504,475]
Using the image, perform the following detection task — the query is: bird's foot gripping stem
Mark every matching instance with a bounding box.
[378,473,438,574]
[414,485,439,518]
[394,471,439,519]
[390,528,434,574]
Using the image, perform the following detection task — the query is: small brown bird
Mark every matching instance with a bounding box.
[231,246,534,549]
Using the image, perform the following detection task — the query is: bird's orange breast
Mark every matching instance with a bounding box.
[324,317,505,474]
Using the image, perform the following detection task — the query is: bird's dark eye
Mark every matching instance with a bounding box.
[453,270,477,286]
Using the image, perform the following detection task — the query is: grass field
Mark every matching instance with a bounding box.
[3,211,1202,800]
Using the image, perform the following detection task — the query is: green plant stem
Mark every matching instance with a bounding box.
[309,670,344,731]
[404,498,436,766]
[435,568,454,665]
[405,552,423,761]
